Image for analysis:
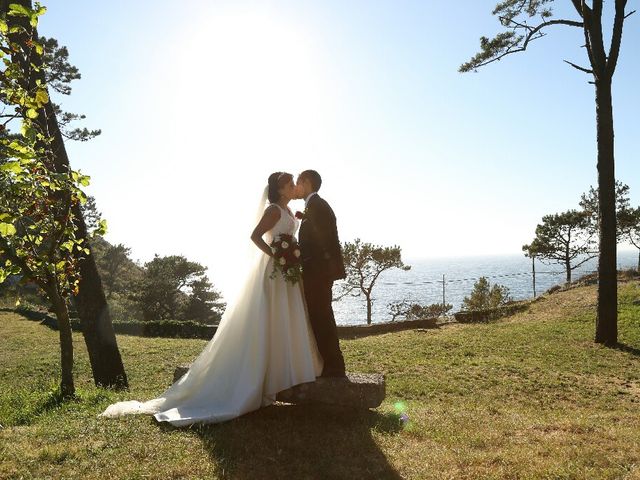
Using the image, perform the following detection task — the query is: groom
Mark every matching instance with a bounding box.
[296,170,347,378]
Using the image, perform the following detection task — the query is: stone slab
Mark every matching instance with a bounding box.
[172,365,385,409]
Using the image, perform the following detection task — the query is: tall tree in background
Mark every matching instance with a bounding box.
[523,210,596,283]
[338,239,411,325]
[620,207,640,271]
[133,255,224,322]
[99,243,131,299]
[579,181,631,241]
[80,195,101,232]
[2,0,127,386]
[461,0,634,346]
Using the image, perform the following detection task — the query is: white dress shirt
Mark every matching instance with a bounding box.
[304,192,318,208]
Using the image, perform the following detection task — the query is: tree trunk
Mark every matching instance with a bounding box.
[366,296,372,325]
[565,258,572,284]
[2,0,128,388]
[51,292,75,397]
[532,256,536,298]
[594,79,618,346]
[46,109,129,388]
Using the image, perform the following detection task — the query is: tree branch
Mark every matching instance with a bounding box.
[461,18,583,71]
[563,59,593,74]
[570,0,584,17]
[607,0,628,76]
[583,0,608,76]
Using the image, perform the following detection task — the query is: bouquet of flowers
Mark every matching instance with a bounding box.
[270,233,303,284]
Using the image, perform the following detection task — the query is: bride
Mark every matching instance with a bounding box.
[99,172,323,426]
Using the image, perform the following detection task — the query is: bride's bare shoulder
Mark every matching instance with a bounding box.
[264,204,281,217]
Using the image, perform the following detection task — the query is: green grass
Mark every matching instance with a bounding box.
[1,282,640,479]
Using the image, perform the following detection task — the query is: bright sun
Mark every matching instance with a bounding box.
[138,6,336,297]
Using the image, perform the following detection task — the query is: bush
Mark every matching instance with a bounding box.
[454,302,529,323]
[70,318,217,339]
[109,320,217,339]
[388,301,453,322]
[462,277,511,311]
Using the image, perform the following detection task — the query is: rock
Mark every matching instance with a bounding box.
[172,365,385,409]
[173,364,191,383]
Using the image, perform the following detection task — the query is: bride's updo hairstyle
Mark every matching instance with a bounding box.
[267,172,293,203]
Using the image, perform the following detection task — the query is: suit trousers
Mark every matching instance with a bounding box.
[302,273,346,375]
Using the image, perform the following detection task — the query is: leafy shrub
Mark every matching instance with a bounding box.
[462,277,511,311]
[388,300,452,322]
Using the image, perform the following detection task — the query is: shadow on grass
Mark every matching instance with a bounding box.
[5,388,75,426]
[614,342,640,357]
[160,403,404,479]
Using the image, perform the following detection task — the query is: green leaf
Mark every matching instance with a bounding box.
[35,89,48,105]
[78,174,90,187]
[0,222,17,237]
[93,219,108,237]
[0,20,8,33]
[26,108,38,119]
[20,120,36,140]
[8,4,31,17]
[0,161,23,174]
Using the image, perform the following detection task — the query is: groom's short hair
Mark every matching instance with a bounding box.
[300,170,322,191]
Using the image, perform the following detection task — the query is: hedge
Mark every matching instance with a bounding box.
[453,301,530,323]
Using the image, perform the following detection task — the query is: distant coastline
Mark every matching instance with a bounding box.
[332,250,639,326]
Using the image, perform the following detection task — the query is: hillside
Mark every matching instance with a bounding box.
[1,281,639,479]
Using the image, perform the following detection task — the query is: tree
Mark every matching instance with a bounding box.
[183,276,225,324]
[1,0,128,386]
[620,207,640,271]
[338,239,411,325]
[80,195,101,233]
[461,2,634,346]
[98,243,131,299]
[133,255,224,322]
[0,3,92,396]
[523,210,596,283]
[462,277,512,311]
[579,181,631,241]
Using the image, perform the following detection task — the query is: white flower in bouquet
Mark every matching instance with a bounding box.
[279,257,286,265]
[293,249,301,258]
[281,241,289,249]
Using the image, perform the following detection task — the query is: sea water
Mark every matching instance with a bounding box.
[332,250,639,325]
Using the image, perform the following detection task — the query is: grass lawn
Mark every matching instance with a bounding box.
[1,281,640,479]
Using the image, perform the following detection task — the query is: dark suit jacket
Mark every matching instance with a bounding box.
[298,194,346,282]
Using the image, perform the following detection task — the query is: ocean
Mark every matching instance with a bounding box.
[331,250,640,326]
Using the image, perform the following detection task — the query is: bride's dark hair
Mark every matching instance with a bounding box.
[267,172,293,203]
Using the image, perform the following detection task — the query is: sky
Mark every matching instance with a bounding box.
[39,1,639,294]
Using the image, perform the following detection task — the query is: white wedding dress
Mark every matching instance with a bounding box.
[99,204,323,426]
